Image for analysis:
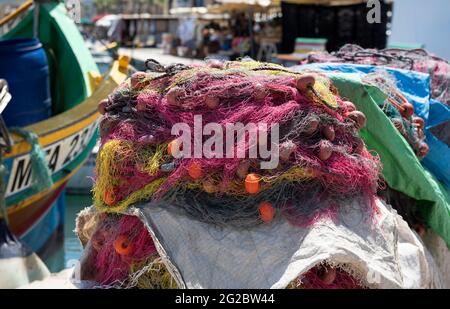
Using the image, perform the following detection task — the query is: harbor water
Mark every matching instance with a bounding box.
[43,194,91,273]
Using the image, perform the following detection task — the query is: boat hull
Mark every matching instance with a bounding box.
[3,60,128,253]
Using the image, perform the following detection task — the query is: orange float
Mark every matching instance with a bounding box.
[258,201,275,223]
[245,173,261,194]
[168,139,181,157]
[103,189,115,206]
[188,161,203,180]
[113,235,134,256]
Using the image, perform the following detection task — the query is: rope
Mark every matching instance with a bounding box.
[10,127,53,193]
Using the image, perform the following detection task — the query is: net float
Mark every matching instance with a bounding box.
[98,99,108,115]
[417,128,424,139]
[347,111,366,129]
[296,74,315,92]
[160,162,175,172]
[208,59,224,69]
[322,125,335,142]
[279,140,297,161]
[245,173,261,194]
[318,140,333,161]
[136,100,147,112]
[391,118,406,135]
[188,161,203,180]
[258,201,275,223]
[316,266,336,285]
[236,161,251,179]
[353,138,365,154]
[303,116,319,136]
[166,87,183,106]
[103,189,115,206]
[113,235,134,256]
[412,117,425,130]
[254,83,266,100]
[168,139,182,157]
[205,96,220,109]
[400,102,415,119]
[342,100,356,112]
[130,72,148,90]
[418,142,429,158]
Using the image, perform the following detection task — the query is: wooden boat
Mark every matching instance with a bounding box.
[0,2,128,255]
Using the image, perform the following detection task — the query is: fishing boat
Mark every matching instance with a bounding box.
[0,1,128,256]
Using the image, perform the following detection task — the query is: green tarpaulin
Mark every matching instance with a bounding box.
[327,72,450,248]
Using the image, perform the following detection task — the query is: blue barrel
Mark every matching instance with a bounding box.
[0,38,51,127]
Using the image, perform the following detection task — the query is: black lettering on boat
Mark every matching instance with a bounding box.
[48,144,60,173]
[63,135,80,165]
[80,127,90,148]
[9,158,32,194]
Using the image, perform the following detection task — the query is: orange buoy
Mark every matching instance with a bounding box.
[258,201,275,223]
[245,173,261,194]
[103,189,115,206]
[113,235,134,256]
[188,161,203,180]
[400,103,415,119]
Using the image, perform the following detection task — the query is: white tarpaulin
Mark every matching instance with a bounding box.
[120,197,443,289]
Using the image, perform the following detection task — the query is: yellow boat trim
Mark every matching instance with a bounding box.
[4,59,128,159]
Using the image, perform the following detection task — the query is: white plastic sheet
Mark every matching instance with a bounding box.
[128,198,443,289]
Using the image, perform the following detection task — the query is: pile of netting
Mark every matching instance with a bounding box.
[93,59,381,229]
[306,44,450,106]
[361,70,428,158]
[305,44,450,146]
[78,213,177,288]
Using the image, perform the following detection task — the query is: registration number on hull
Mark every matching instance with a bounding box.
[6,120,99,197]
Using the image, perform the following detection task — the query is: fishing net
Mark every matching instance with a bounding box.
[361,70,428,158]
[93,59,381,229]
[287,263,366,289]
[305,44,450,146]
[77,59,391,289]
